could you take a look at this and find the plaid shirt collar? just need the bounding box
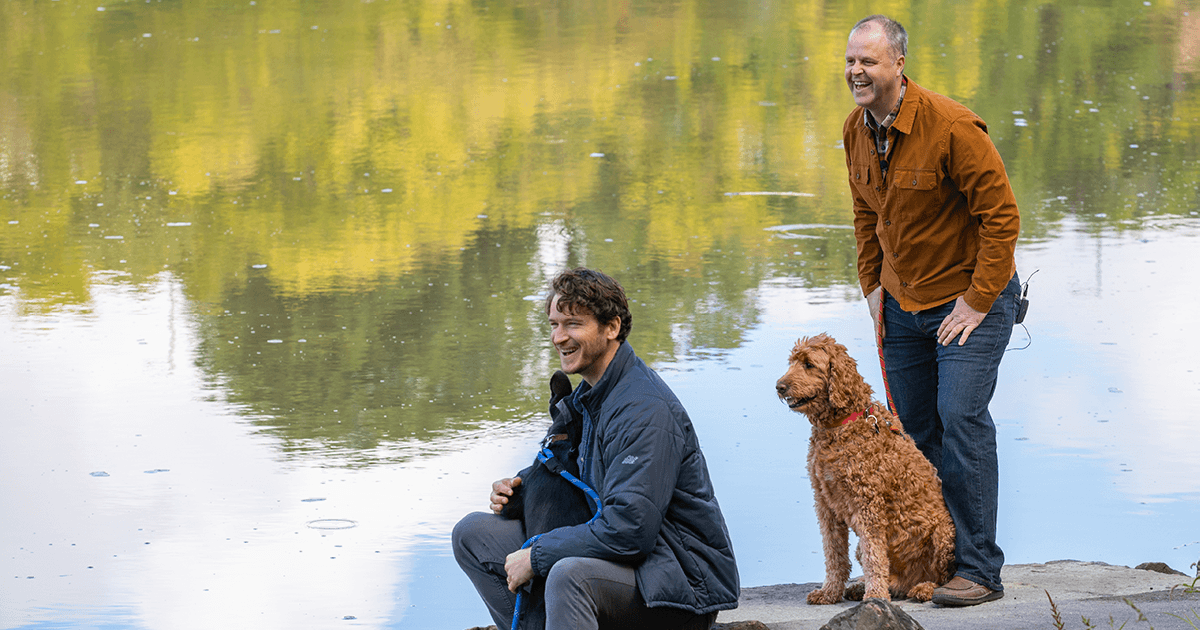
[864,75,907,133]
[864,76,907,179]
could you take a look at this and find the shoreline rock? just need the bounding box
[818,599,923,630]
[463,560,1199,630]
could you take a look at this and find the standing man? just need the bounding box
[843,15,1022,606]
[453,267,739,629]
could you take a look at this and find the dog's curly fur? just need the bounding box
[776,333,955,604]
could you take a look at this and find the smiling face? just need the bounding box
[845,21,905,122]
[549,295,621,386]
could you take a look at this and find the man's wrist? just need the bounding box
[962,289,993,314]
[528,541,543,576]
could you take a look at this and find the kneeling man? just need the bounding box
[453,267,739,630]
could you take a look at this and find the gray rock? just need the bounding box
[713,621,770,630]
[1134,562,1187,576]
[819,598,925,630]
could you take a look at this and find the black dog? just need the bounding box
[500,370,594,536]
[499,371,595,628]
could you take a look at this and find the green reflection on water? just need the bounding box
[1,0,1197,456]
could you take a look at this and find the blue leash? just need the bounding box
[510,446,602,630]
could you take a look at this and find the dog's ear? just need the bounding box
[547,370,580,435]
[549,370,573,406]
[825,341,863,410]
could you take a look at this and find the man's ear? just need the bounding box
[895,54,905,77]
[605,317,621,341]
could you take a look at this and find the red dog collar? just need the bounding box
[840,407,874,425]
[841,407,901,434]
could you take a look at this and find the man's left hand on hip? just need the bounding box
[937,296,987,346]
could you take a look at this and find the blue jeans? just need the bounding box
[880,274,1020,592]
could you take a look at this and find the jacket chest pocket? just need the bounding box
[891,168,939,191]
[850,162,873,194]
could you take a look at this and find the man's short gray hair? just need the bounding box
[851,15,908,59]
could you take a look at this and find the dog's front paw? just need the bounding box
[806,587,843,605]
[906,582,936,602]
[863,585,891,601]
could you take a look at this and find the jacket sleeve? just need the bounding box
[527,395,684,575]
[846,114,883,298]
[946,117,1020,312]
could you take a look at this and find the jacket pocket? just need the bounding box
[849,162,875,202]
[891,168,938,190]
[850,162,872,187]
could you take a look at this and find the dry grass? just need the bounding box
[1046,569,1200,630]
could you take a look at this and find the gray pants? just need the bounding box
[451,512,716,630]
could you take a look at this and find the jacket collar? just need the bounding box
[571,341,635,414]
[889,77,921,136]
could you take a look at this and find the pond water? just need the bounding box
[2,0,1199,628]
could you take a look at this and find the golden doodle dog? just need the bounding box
[775,333,955,604]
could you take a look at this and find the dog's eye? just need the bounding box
[804,361,815,370]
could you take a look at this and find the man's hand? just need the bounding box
[867,287,885,338]
[489,477,522,514]
[937,296,987,346]
[505,548,534,592]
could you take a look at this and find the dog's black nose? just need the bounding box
[775,380,786,395]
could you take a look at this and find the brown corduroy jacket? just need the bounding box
[844,79,1020,313]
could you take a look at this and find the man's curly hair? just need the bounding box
[545,268,633,343]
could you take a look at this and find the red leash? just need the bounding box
[874,295,898,417]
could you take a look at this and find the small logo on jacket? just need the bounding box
[621,455,639,465]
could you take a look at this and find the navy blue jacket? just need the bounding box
[528,342,740,614]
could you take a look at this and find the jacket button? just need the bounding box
[893,252,899,258]
[901,281,909,287]
[912,179,918,185]
[884,220,891,226]
[875,186,880,191]
[856,173,860,180]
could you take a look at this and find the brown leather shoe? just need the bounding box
[931,575,1004,606]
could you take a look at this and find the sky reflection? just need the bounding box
[0,277,536,629]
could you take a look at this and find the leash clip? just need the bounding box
[541,433,568,450]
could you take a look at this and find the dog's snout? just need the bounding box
[775,379,787,395]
